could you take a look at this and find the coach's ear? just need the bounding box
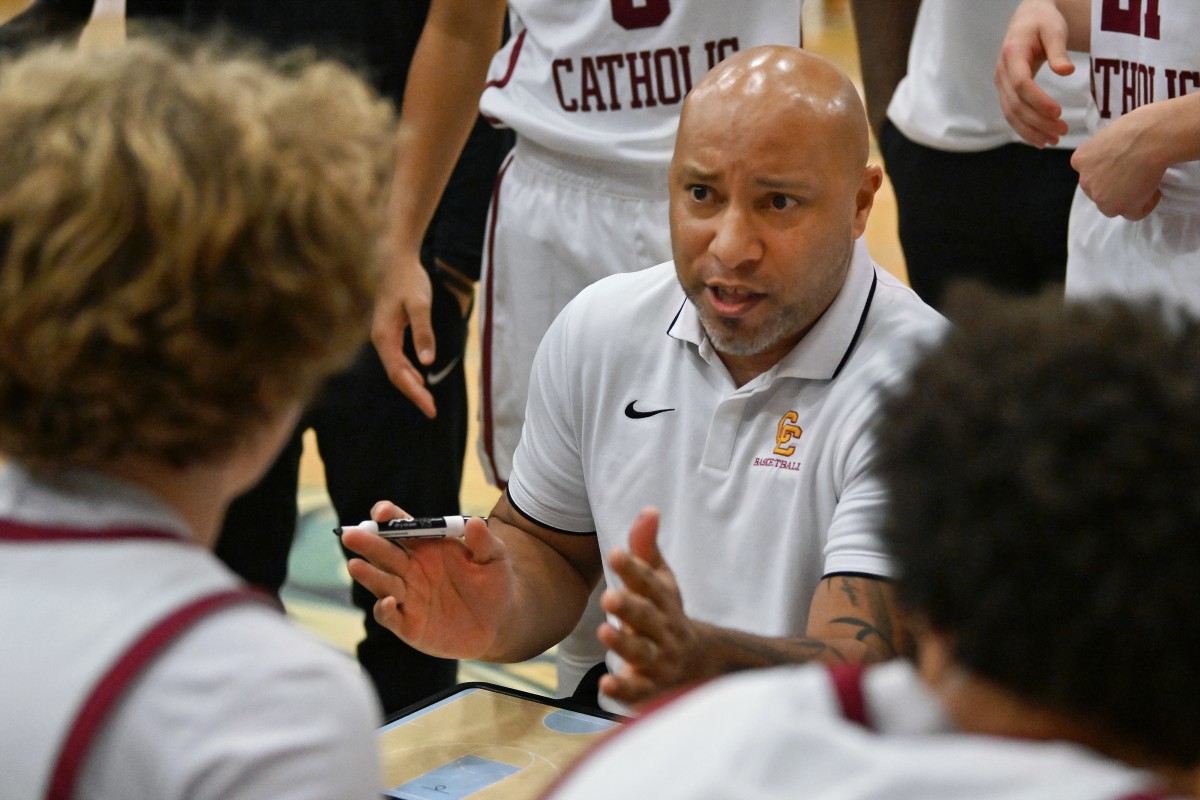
[851,163,882,240]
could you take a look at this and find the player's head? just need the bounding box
[0,37,395,471]
[670,45,880,378]
[877,289,1200,773]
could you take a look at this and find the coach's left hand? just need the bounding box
[597,509,709,707]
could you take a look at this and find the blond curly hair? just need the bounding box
[0,36,396,469]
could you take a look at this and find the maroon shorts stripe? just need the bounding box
[480,152,515,487]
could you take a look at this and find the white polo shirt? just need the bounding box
[508,244,946,682]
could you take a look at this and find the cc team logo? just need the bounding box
[773,411,803,457]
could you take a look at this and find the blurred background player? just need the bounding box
[852,0,1090,311]
[997,0,1200,314]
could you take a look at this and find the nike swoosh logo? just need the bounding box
[624,401,675,419]
[426,355,462,386]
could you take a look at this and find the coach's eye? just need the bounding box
[689,185,710,202]
[770,193,796,211]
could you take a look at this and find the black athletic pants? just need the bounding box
[881,118,1079,312]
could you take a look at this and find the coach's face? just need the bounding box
[671,47,881,385]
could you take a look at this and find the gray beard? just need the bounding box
[686,292,806,358]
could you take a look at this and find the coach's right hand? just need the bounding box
[343,501,512,659]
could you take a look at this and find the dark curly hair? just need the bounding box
[0,36,395,470]
[877,287,1200,770]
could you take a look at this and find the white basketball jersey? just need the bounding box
[1066,0,1200,311]
[479,0,804,167]
[1087,0,1200,210]
[888,0,1090,151]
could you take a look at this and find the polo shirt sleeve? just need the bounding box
[824,466,893,579]
[823,296,948,580]
[507,298,596,533]
[821,396,894,580]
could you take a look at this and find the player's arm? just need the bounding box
[1072,90,1200,220]
[849,0,921,142]
[343,490,603,663]
[373,0,506,417]
[995,0,1090,147]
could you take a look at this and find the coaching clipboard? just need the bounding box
[378,682,625,800]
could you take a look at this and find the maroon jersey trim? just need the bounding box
[44,587,274,800]
[827,661,873,730]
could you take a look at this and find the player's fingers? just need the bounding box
[1046,51,1075,77]
[383,352,438,419]
[1039,21,1074,78]
[1005,104,1065,148]
[1127,190,1163,221]
[1012,85,1066,132]
[1004,87,1067,146]
[407,302,437,367]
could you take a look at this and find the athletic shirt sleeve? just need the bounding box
[76,604,383,800]
[820,393,895,579]
[821,286,949,579]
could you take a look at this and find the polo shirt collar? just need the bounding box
[667,238,878,381]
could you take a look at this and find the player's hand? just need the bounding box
[597,509,707,708]
[342,501,512,659]
[995,0,1073,148]
[371,253,438,419]
[1071,104,1166,220]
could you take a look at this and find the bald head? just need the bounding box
[668,45,883,382]
[681,46,871,174]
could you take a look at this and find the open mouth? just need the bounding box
[708,285,765,317]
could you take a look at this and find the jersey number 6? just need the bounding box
[611,0,671,30]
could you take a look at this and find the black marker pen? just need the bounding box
[332,515,486,540]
